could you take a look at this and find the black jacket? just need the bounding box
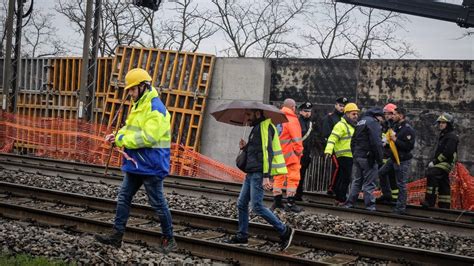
[244,118,274,177]
[392,120,416,162]
[321,110,343,144]
[351,108,384,166]
[433,127,458,165]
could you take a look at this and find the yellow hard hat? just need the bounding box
[344,103,360,113]
[124,68,152,90]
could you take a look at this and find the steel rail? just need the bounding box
[0,203,316,265]
[1,182,473,265]
[1,153,473,233]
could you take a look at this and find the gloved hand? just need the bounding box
[428,161,434,168]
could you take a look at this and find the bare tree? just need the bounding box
[303,1,415,59]
[209,0,309,58]
[56,0,148,56]
[302,0,355,59]
[343,7,416,59]
[22,9,66,57]
[0,0,8,56]
[137,0,216,52]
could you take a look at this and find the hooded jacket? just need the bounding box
[351,108,384,166]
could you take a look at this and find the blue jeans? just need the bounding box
[345,158,378,211]
[393,160,411,211]
[237,172,286,238]
[113,172,173,238]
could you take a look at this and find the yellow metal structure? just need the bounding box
[101,46,215,151]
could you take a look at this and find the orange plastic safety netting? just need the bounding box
[0,112,245,183]
[406,163,474,211]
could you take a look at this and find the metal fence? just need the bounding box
[304,155,334,192]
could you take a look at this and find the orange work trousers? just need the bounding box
[273,163,301,195]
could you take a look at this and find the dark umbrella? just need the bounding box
[211,100,288,126]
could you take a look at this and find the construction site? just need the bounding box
[0,0,473,265]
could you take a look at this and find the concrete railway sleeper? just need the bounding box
[0,153,473,232]
[0,182,473,265]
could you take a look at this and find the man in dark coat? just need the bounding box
[295,101,314,201]
[344,107,384,211]
[379,107,416,215]
[321,96,349,194]
[422,113,459,209]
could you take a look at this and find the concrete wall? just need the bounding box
[270,59,473,174]
[200,58,271,167]
[199,58,473,176]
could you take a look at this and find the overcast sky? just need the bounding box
[41,0,473,60]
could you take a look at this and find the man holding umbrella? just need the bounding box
[211,101,295,250]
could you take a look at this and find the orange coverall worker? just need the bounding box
[273,106,304,196]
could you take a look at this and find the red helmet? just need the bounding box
[383,103,397,113]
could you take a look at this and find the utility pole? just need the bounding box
[2,0,15,111]
[11,0,25,113]
[78,0,102,122]
[78,0,94,120]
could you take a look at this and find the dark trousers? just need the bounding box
[334,157,353,202]
[424,167,451,209]
[379,159,399,201]
[295,155,311,199]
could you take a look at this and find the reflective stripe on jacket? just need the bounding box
[324,117,354,158]
[115,87,171,177]
[261,119,288,176]
[279,107,304,165]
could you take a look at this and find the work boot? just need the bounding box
[271,195,285,211]
[279,225,295,251]
[160,237,178,254]
[376,196,392,204]
[285,197,302,213]
[224,235,248,246]
[95,230,123,248]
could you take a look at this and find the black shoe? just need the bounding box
[271,195,285,211]
[224,235,248,246]
[285,197,303,213]
[160,237,178,254]
[421,201,432,209]
[280,226,295,251]
[284,203,302,213]
[95,230,123,248]
[326,190,334,196]
[376,196,391,204]
[392,208,406,215]
[293,196,303,202]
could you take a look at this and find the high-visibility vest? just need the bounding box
[261,119,288,176]
[324,117,354,158]
[278,107,303,165]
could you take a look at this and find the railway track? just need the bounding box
[1,152,473,236]
[1,182,473,265]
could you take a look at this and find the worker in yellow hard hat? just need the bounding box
[324,102,359,206]
[95,68,177,253]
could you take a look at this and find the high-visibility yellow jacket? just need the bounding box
[261,119,288,176]
[115,87,171,177]
[324,117,354,158]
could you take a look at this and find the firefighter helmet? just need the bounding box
[436,113,454,124]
